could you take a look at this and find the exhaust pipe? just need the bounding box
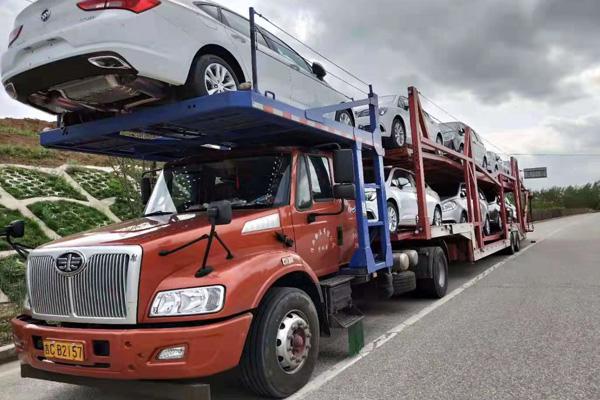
[88,55,131,70]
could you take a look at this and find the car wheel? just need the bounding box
[389,118,406,148]
[436,134,444,146]
[335,109,354,127]
[483,216,491,236]
[387,201,399,233]
[482,157,488,171]
[182,54,239,98]
[240,287,319,398]
[459,144,464,154]
[432,206,442,226]
[460,211,468,223]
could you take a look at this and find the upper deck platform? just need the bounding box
[40,91,383,161]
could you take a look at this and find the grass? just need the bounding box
[0,124,38,137]
[0,256,26,305]
[110,197,142,220]
[28,201,110,237]
[0,206,50,251]
[0,166,85,200]
[0,303,20,346]
[67,167,125,199]
[0,144,55,160]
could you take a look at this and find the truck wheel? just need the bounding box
[505,232,516,255]
[417,247,448,298]
[392,271,417,296]
[514,232,521,252]
[240,287,319,398]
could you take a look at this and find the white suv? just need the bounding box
[2,0,354,125]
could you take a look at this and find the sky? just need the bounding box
[1,0,600,189]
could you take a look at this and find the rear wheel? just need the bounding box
[240,287,319,398]
[387,201,399,233]
[388,118,406,148]
[514,232,522,252]
[417,247,448,298]
[505,231,517,255]
[335,110,354,127]
[392,271,417,296]
[436,134,444,145]
[483,216,491,236]
[482,157,488,171]
[459,144,464,154]
[182,54,239,99]
[432,206,442,226]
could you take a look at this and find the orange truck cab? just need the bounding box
[11,147,383,398]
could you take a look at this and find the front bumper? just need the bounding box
[11,313,252,380]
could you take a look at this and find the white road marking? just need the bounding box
[290,223,575,400]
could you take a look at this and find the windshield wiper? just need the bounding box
[144,211,174,217]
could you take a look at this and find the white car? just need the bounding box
[437,121,489,169]
[2,0,354,126]
[438,183,492,235]
[354,94,441,149]
[364,167,442,233]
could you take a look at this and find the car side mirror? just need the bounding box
[2,220,25,238]
[207,200,232,226]
[141,176,153,205]
[312,62,326,80]
[391,178,400,187]
[460,189,467,198]
[333,149,355,184]
[333,183,356,200]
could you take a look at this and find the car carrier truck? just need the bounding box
[3,10,532,400]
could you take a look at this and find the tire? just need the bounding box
[181,54,240,99]
[482,157,488,171]
[504,232,516,255]
[387,201,399,234]
[514,232,521,252]
[388,118,406,148]
[460,211,468,223]
[240,287,319,398]
[459,144,464,154]
[432,206,442,226]
[483,216,491,236]
[436,134,444,145]
[392,271,417,296]
[417,247,448,298]
[335,109,354,127]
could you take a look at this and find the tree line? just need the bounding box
[532,182,600,210]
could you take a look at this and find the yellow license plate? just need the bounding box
[43,340,85,362]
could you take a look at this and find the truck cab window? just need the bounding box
[308,156,333,200]
[296,156,312,210]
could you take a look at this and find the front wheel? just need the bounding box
[388,118,406,148]
[182,54,239,99]
[240,287,319,398]
[432,206,442,226]
[335,109,354,127]
[417,246,448,298]
[387,201,399,233]
[483,216,491,236]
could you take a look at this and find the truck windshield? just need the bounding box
[144,155,291,215]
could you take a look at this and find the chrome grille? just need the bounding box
[29,256,70,316]
[27,246,141,324]
[72,254,129,319]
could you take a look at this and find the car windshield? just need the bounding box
[436,183,463,198]
[144,155,291,215]
[363,167,393,183]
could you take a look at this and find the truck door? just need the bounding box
[291,154,346,277]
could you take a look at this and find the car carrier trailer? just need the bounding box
[3,10,534,400]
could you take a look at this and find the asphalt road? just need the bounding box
[0,213,597,400]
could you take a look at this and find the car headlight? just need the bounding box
[442,201,457,212]
[365,191,377,201]
[150,285,225,317]
[379,107,388,116]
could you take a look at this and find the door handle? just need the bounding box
[231,34,246,43]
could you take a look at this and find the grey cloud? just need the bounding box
[547,116,600,152]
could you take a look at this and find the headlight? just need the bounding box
[442,201,457,212]
[379,107,388,116]
[365,191,377,201]
[150,285,225,317]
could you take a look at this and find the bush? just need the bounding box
[28,201,110,237]
[0,206,50,251]
[0,256,27,304]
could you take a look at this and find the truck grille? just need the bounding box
[27,247,141,324]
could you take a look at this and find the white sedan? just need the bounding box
[365,167,442,233]
[354,94,441,149]
[2,0,354,126]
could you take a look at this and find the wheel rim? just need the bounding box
[388,205,398,232]
[437,256,446,288]
[437,135,443,144]
[276,311,312,374]
[393,121,405,145]
[338,112,353,126]
[204,63,237,95]
[434,209,442,226]
[485,218,490,235]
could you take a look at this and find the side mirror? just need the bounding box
[207,200,232,226]
[3,220,25,238]
[391,178,400,187]
[333,183,356,200]
[312,62,326,80]
[141,177,153,205]
[333,149,355,184]
[460,189,467,198]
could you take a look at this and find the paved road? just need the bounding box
[0,214,597,400]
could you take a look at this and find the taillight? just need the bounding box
[8,25,23,48]
[77,0,161,13]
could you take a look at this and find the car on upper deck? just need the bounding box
[2,0,354,126]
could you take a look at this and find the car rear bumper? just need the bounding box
[11,313,252,380]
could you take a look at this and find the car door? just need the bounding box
[217,8,294,106]
[291,154,346,277]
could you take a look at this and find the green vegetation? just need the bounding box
[1,303,20,346]
[0,124,38,137]
[28,201,110,237]
[68,167,125,199]
[0,144,55,160]
[0,256,26,305]
[0,206,50,251]
[532,183,600,210]
[0,166,85,200]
